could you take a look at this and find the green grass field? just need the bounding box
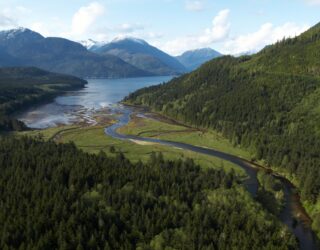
[118,114,252,160]
[18,120,246,176]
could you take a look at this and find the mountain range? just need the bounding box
[0,28,223,78]
[89,37,187,76]
[0,28,150,78]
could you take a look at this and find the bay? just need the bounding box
[17,76,172,129]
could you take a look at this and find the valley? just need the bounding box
[0,2,319,248]
[13,75,319,248]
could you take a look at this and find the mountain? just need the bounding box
[176,48,222,70]
[0,28,152,78]
[124,22,320,236]
[0,47,20,66]
[92,37,187,76]
[79,39,106,50]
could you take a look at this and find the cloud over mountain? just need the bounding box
[71,2,105,37]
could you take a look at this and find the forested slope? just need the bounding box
[0,67,86,131]
[0,136,298,249]
[124,23,320,233]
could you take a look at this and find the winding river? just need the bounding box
[105,106,319,250]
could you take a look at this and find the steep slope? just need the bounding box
[242,22,320,76]
[0,28,151,78]
[92,37,186,75]
[176,48,222,70]
[124,22,320,236]
[0,47,20,66]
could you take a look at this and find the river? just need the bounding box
[17,76,319,249]
[104,106,319,250]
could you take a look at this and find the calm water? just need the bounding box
[18,76,172,128]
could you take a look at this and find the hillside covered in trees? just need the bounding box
[124,23,320,233]
[0,67,86,131]
[0,136,298,249]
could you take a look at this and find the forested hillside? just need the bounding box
[0,67,86,131]
[0,136,298,249]
[124,23,320,233]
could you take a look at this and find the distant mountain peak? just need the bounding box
[92,36,186,75]
[111,36,148,45]
[0,27,43,40]
[177,47,222,71]
[79,39,106,49]
[180,47,221,56]
[189,47,213,52]
[1,27,34,35]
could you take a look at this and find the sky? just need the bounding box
[0,0,319,56]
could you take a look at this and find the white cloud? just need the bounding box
[160,8,310,56]
[118,23,144,33]
[146,32,164,39]
[304,0,320,5]
[223,22,309,55]
[199,9,230,43]
[30,22,49,36]
[71,2,105,37]
[160,9,230,55]
[0,14,16,29]
[185,1,205,12]
[0,6,30,30]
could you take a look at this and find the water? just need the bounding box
[17,76,172,128]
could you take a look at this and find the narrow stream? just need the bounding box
[105,106,319,250]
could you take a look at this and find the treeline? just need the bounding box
[0,67,86,131]
[124,23,320,235]
[0,136,298,249]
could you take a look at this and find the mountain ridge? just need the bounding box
[92,37,187,76]
[0,28,152,78]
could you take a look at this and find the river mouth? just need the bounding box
[16,76,173,129]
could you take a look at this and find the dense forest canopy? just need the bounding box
[0,136,298,249]
[124,23,320,223]
[0,67,86,131]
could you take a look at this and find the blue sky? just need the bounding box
[0,0,319,55]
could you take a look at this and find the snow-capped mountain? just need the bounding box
[92,37,186,75]
[79,39,106,50]
[110,36,148,46]
[0,28,151,78]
